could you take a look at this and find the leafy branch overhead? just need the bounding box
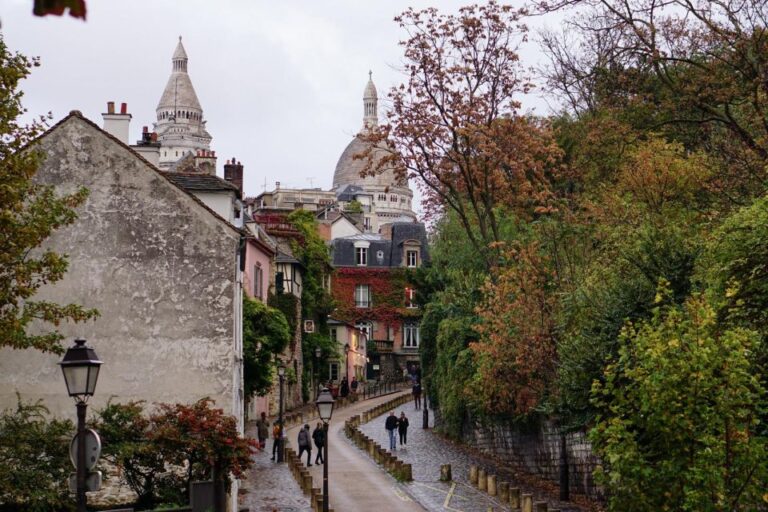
[0,37,98,354]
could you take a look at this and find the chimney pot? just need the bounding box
[107,101,115,114]
[142,126,148,133]
[120,103,127,114]
[150,132,158,142]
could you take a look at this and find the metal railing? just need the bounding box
[359,380,408,401]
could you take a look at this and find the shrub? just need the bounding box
[0,397,74,512]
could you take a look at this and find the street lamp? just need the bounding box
[314,347,322,398]
[277,363,286,463]
[59,338,102,512]
[344,343,350,383]
[315,388,335,512]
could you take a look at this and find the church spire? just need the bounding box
[172,36,188,73]
[363,70,378,130]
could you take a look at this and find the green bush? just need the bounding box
[0,397,74,512]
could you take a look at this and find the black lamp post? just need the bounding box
[344,343,350,383]
[314,347,322,398]
[315,388,335,512]
[277,363,286,463]
[59,338,102,512]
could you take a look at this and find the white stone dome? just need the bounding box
[333,136,400,189]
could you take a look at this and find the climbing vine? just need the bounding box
[332,267,419,331]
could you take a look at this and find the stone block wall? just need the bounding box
[437,411,602,499]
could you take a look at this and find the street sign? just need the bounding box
[69,428,102,471]
[68,471,102,492]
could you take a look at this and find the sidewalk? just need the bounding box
[240,385,409,512]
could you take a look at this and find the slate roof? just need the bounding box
[330,221,429,268]
[162,172,241,198]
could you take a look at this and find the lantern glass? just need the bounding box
[315,347,321,358]
[315,387,335,422]
[278,365,285,377]
[59,338,102,398]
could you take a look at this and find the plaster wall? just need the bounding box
[330,217,360,240]
[244,241,272,302]
[0,116,242,422]
[194,190,234,224]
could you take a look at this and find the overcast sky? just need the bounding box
[2,1,559,211]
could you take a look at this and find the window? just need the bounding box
[364,217,372,231]
[329,328,337,341]
[330,362,339,381]
[356,247,368,266]
[404,323,420,348]
[406,250,418,268]
[405,287,417,308]
[253,263,263,300]
[355,322,373,340]
[355,284,371,308]
[390,195,397,202]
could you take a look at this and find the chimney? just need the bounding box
[276,181,281,190]
[102,100,131,145]
[223,156,244,195]
[131,125,161,168]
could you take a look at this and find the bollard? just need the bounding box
[478,468,487,491]
[440,463,452,481]
[509,487,521,509]
[521,493,533,512]
[499,481,510,503]
[402,463,413,481]
[533,502,547,512]
[487,474,497,496]
[470,464,479,485]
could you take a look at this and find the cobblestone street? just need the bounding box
[358,400,586,512]
[241,422,313,512]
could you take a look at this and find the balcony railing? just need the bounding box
[372,339,394,353]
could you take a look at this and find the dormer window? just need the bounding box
[356,247,368,266]
[406,250,418,268]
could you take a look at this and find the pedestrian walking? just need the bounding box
[340,377,349,398]
[385,411,398,451]
[255,412,270,451]
[350,376,359,395]
[271,421,283,461]
[298,424,313,467]
[312,421,325,464]
[412,380,422,410]
[398,411,409,446]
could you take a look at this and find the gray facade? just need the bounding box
[0,113,243,423]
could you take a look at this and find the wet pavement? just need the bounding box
[358,401,586,512]
[241,391,590,512]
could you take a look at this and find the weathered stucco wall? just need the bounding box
[0,115,242,421]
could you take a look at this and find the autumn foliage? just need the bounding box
[361,2,562,265]
[470,242,557,417]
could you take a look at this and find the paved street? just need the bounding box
[243,391,587,511]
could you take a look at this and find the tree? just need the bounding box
[470,241,557,418]
[540,0,768,198]
[0,37,97,354]
[362,2,562,267]
[591,289,768,511]
[243,294,291,397]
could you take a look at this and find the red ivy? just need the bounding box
[331,267,420,331]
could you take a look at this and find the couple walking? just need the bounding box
[384,411,409,451]
[297,423,326,467]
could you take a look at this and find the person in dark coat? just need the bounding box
[385,411,398,451]
[412,380,422,409]
[340,377,349,398]
[312,422,325,464]
[297,424,312,467]
[398,411,409,446]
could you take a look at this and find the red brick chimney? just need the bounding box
[223,157,244,195]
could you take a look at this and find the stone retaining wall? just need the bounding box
[453,414,601,499]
